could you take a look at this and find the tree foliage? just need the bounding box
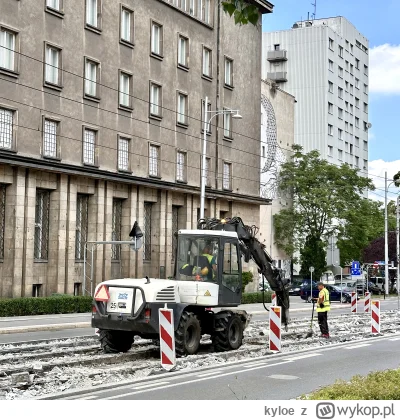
[222,0,260,26]
[363,231,398,267]
[274,145,374,275]
[299,235,326,280]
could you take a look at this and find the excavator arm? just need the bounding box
[198,217,291,328]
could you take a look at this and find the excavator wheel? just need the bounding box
[99,329,135,353]
[213,311,243,352]
[175,311,201,356]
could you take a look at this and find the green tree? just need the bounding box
[274,145,374,277]
[222,0,260,26]
[299,235,326,280]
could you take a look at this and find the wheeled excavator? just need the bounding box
[91,217,291,355]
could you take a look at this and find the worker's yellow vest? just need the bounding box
[202,254,215,278]
[316,288,330,312]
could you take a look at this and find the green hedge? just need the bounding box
[0,296,93,317]
[241,291,272,304]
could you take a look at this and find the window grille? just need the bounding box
[0,108,12,149]
[118,137,129,171]
[149,145,159,176]
[0,184,6,259]
[75,194,89,260]
[83,129,95,164]
[34,190,50,260]
[112,198,123,260]
[43,119,57,157]
[143,203,152,260]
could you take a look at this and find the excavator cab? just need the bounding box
[175,230,242,306]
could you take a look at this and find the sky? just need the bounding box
[262,0,400,203]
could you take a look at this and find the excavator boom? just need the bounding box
[198,217,291,327]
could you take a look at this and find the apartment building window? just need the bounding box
[43,119,58,158]
[338,149,343,161]
[328,124,333,136]
[178,35,189,68]
[151,21,163,57]
[223,110,232,139]
[350,123,353,134]
[112,198,123,260]
[204,0,211,24]
[355,58,360,69]
[338,87,343,99]
[0,107,13,150]
[46,0,62,12]
[149,144,160,177]
[143,202,152,261]
[0,27,17,73]
[120,6,134,45]
[338,128,343,140]
[345,81,349,91]
[350,104,353,114]
[350,64,354,75]
[364,102,368,113]
[345,60,349,71]
[345,40,349,51]
[84,58,99,99]
[350,144,353,155]
[119,71,132,109]
[345,101,349,111]
[75,194,89,260]
[328,145,333,156]
[223,162,232,190]
[328,81,333,93]
[176,151,186,182]
[201,99,212,133]
[224,57,233,87]
[363,159,368,170]
[363,121,369,132]
[86,0,101,30]
[328,59,333,72]
[338,66,343,78]
[339,46,343,58]
[328,102,333,114]
[350,44,353,54]
[202,47,212,79]
[355,78,359,89]
[118,136,129,171]
[364,64,368,75]
[172,206,179,262]
[355,117,359,128]
[32,284,42,297]
[345,122,349,132]
[355,97,360,108]
[150,83,162,117]
[338,107,343,119]
[0,184,5,260]
[83,128,96,165]
[177,92,188,126]
[355,136,359,147]
[34,190,50,260]
[364,84,368,94]
[363,140,367,150]
[350,84,353,95]
[44,44,62,87]
[355,156,359,167]
[329,38,334,50]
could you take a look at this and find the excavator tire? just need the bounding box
[213,311,243,352]
[99,329,135,353]
[175,311,201,356]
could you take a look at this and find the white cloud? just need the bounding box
[370,44,400,94]
[368,159,400,202]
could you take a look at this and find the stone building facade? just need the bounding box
[0,0,273,297]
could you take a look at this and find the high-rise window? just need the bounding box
[328,102,333,114]
[0,28,16,72]
[43,119,58,158]
[338,108,343,119]
[355,117,359,128]
[364,84,368,94]
[223,162,231,190]
[112,198,123,260]
[338,129,343,140]
[0,107,13,150]
[121,7,133,44]
[83,128,96,165]
[118,137,129,171]
[176,151,186,182]
[224,57,233,87]
[355,58,360,69]
[339,46,343,58]
[151,22,163,56]
[119,71,132,108]
[338,66,343,78]
[364,65,368,75]
[143,202,152,261]
[177,92,188,125]
[149,144,160,177]
[86,0,100,28]
[178,35,189,68]
[0,184,6,260]
[329,38,334,50]
[84,59,98,98]
[223,110,232,139]
[202,47,212,78]
[338,87,343,99]
[34,190,50,260]
[364,102,368,113]
[355,78,359,89]
[328,59,333,72]
[45,44,61,86]
[75,194,89,260]
[338,149,343,160]
[328,145,333,156]
[46,0,61,11]
[328,81,333,93]
[150,83,162,117]
[328,124,333,136]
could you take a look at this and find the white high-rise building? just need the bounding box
[263,17,370,172]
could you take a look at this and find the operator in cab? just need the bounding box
[199,244,217,280]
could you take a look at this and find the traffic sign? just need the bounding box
[94,285,110,302]
[351,261,361,276]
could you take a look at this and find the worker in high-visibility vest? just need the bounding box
[312,282,330,338]
[199,245,217,280]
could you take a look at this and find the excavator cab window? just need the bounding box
[222,242,240,293]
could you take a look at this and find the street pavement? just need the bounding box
[42,333,400,400]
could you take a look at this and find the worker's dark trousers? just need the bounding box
[317,311,329,335]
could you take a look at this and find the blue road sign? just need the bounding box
[351,261,361,276]
[351,269,361,276]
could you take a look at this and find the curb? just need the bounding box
[0,322,91,335]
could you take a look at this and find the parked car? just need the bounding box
[300,284,360,303]
[288,281,306,296]
[334,281,356,291]
[333,274,352,282]
[356,281,381,295]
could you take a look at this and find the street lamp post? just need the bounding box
[397,195,400,310]
[385,171,389,295]
[200,96,242,219]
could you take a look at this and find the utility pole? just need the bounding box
[397,195,399,310]
[385,171,389,294]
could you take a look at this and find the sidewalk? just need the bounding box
[0,296,396,335]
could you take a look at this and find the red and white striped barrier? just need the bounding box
[271,293,277,306]
[351,292,357,313]
[364,292,371,313]
[159,306,176,371]
[371,300,380,334]
[269,306,281,353]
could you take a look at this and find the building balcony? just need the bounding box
[267,71,288,82]
[267,50,288,62]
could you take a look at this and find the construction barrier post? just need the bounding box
[351,292,357,313]
[271,293,277,306]
[371,300,380,334]
[159,305,176,371]
[269,306,281,353]
[364,292,371,313]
